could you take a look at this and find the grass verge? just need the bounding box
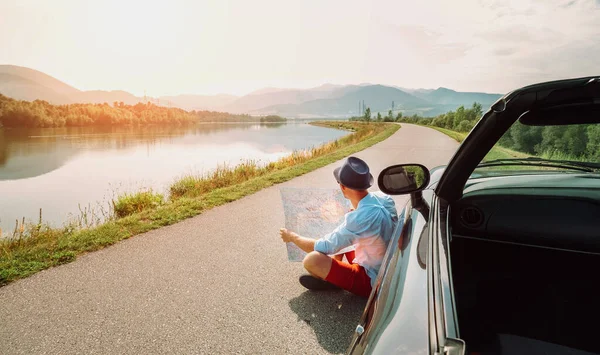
[0,122,399,286]
[428,126,529,160]
[112,190,164,218]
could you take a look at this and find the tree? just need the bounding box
[384,110,393,122]
[431,116,446,128]
[395,112,403,121]
[453,106,466,129]
[376,112,382,121]
[444,111,455,129]
[364,107,371,122]
[471,102,483,120]
[586,125,600,160]
[509,123,543,154]
[456,120,475,132]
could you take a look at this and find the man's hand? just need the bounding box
[280,228,316,253]
[279,228,297,243]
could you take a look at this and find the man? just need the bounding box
[280,156,398,298]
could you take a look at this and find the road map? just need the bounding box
[280,187,353,262]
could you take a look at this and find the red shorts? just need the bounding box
[325,251,373,298]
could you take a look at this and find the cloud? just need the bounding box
[493,47,519,56]
[382,23,472,64]
[0,0,597,94]
[369,0,600,92]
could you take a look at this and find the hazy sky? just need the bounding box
[1,0,598,96]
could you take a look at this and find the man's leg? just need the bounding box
[302,251,333,279]
[302,251,372,298]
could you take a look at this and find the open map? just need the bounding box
[280,187,353,262]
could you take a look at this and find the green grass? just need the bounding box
[428,126,529,161]
[430,126,600,175]
[429,126,467,143]
[0,122,399,286]
[169,121,380,199]
[112,190,164,218]
[540,150,587,162]
[483,146,530,161]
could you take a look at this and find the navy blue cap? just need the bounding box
[333,156,373,190]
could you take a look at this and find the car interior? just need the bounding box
[448,174,600,355]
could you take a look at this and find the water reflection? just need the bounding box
[0,122,347,231]
[0,123,291,180]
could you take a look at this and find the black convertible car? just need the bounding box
[348,77,600,355]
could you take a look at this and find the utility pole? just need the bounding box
[392,101,395,111]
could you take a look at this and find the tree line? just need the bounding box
[0,94,285,128]
[349,107,405,122]
[393,102,484,132]
[499,123,600,161]
[259,115,287,123]
[356,101,599,161]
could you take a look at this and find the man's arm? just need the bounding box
[280,228,315,253]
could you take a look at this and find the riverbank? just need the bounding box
[0,121,399,286]
[0,94,288,128]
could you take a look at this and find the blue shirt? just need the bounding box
[314,191,398,286]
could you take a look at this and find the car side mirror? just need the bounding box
[378,164,430,195]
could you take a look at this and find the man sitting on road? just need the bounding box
[280,156,398,298]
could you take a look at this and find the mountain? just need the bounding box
[0,65,503,118]
[0,65,237,110]
[246,84,342,97]
[308,83,345,92]
[246,87,294,96]
[76,90,140,105]
[248,84,503,117]
[157,94,238,111]
[0,65,141,105]
[0,65,79,103]
[397,87,435,95]
[412,87,501,107]
[221,84,364,114]
[252,85,431,117]
[223,89,325,113]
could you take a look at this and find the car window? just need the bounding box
[473,121,600,175]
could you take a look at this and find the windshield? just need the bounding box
[474,121,600,175]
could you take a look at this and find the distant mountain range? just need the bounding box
[0,65,502,118]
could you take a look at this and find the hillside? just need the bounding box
[251,85,432,116]
[413,87,501,106]
[76,90,140,105]
[0,65,79,103]
[0,65,503,118]
[158,94,238,111]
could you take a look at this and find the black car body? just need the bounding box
[348,77,600,355]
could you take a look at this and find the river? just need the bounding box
[0,121,348,233]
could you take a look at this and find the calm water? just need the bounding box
[0,122,348,232]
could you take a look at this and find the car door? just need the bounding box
[347,191,433,354]
[428,195,464,355]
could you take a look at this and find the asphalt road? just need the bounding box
[0,124,459,355]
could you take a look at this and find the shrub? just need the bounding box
[456,120,475,132]
[112,190,164,218]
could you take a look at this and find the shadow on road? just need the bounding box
[289,290,367,354]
